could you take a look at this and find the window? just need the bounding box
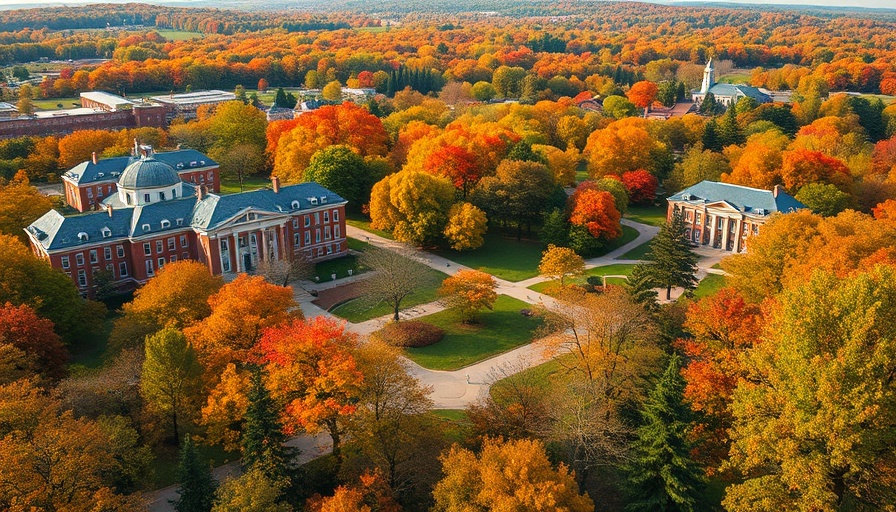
[161,219,170,228]
[106,263,114,277]
[76,253,84,266]
[315,229,321,243]
[292,218,299,228]
[77,232,89,242]
[327,244,333,255]
[144,193,150,203]
[61,256,70,269]
[291,200,300,210]
[126,193,133,205]
[143,243,151,256]
[325,226,331,240]
[304,232,311,246]
[170,255,177,263]
[294,233,300,246]
[104,247,111,260]
[156,241,163,253]
[324,211,329,223]
[180,235,187,248]
[117,245,124,258]
[207,172,213,180]
[77,270,87,288]
[142,224,150,232]
[158,257,165,269]
[86,188,93,198]
[333,210,339,222]
[182,252,189,260]
[119,262,128,277]
[334,225,341,238]
[145,260,154,276]
[172,189,177,199]
[314,212,320,224]
[159,192,166,201]
[304,215,311,227]
[317,248,324,257]
[168,238,175,251]
[176,218,183,226]
[101,227,111,238]
[696,213,702,225]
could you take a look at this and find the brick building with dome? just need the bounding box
[26,146,348,297]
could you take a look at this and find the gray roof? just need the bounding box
[668,180,805,216]
[119,157,181,189]
[708,83,770,103]
[62,149,217,186]
[27,182,346,253]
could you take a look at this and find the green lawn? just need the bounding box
[600,224,640,255]
[32,96,81,110]
[330,266,446,323]
[528,263,637,293]
[404,295,543,371]
[218,175,270,194]
[433,232,545,282]
[313,254,366,282]
[156,29,205,41]
[619,240,652,260]
[490,353,576,397]
[692,273,727,298]
[345,213,394,240]
[625,204,668,227]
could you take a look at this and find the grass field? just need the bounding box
[625,204,668,227]
[404,295,543,371]
[600,224,640,255]
[156,29,205,41]
[692,273,726,298]
[313,253,366,281]
[218,175,270,194]
[619,240,652,260]
[528,263,637,293]
[345,214,394,240]
[330,266,446,323]
[434,232,545,282]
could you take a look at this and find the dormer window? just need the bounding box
[309,197,318,205]
[142,224,150,232]
[77,232,89,242]
[320,196,327,204]
[159,191,166,201]
[291,200,300,209]
[176,218,184,226]
[161,219,171,229]
[101,227,111,238]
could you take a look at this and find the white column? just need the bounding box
[232,233,241,273]
[721,217,731,251]
[708,215,717,247]
[731,219,741,253]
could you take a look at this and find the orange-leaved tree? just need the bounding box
[569,188,622,240]
[0,302,68,381]
[626,80,659,109]
[438,270,498,323]
[258,317,362,461]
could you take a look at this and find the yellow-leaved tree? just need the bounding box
[538,244,585,286]
[438,269,498,323]
[443,202,487,251]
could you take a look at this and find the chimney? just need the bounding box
[91,152,98,165]
[272,176,281,194]
[773,185,781,198]
[107,205,113,217]
[197,184,207,201]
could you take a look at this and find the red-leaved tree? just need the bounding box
[621,169,659,204]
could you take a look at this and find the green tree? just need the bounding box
[626,263,659,310]
[472,160,555,240]
[322,80,342,102]
[471,81,496,101]
[539,208,570,247]
[212,468,291,512]
[234,85,247,103]
[794,183,853,217]
[303,145,372,211]
[717,105,744,147]
[624,355,705,512]
[644,212,698,300]
[241,367,295,487]
[16,85,34,117]
[603,95,639,119]
[174,436,217,512]
[699,92,720,116]
[141,328,203,444]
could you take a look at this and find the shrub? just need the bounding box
[371,320,444,348]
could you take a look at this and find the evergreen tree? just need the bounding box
[701,119,721,152]
[624,355,705,512]
[241,366,296,486]
[699,92,719,116]
[644,211,698,300]
[675,82,687,102]
[173,437,217,512]
[626,263,659,310]
[540,208,570,247]
[507,141,547,164]
[273,87,287,108]
[717,105,744,147]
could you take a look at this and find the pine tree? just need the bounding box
[173,437,216,512]
[645,211,698,300]
[701,119,721,152]
[241,366,296,486]
[624,355,705,512]
[717,105,744,147]
[273,87,287,108]
[626,263,659,310]
[699,92,719,116]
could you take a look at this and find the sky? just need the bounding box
[1,0,894,11]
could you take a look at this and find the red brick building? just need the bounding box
[27,151,347,297]
[62,148,220,212]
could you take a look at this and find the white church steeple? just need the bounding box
[700,58,715,94]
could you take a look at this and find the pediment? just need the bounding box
[215,208,287,229]
[703,200,741,213]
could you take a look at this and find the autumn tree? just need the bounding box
[443,202,487,251]
[0,174,52,242]
[212,468,291,512]
[569,187,623,241]
[627,80,659,110]
[471,159,556,240]
[57,129,118,168]
[643,212,699,300]
[218,144,265,193]
[0,302,68,380]
[111,260,223,348]
[358,245,433,322]
[432,438,594,512]
[780,149,851,193]
[465,360,551,442]
[724,267,896,510]
[142,327,203,444]
[665,144,730,192]
[538,244,585,286]
[259,317,362,461]
[621,169,659,205]
[369,170,454,246]
[306,471,401,512]
[438,270,498,323]
[795,183,853,217]
[322,81,343,102]
[0,234,102,344]
[175,436,217,512]
[422,144,480,198]
[585,118,669,177]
